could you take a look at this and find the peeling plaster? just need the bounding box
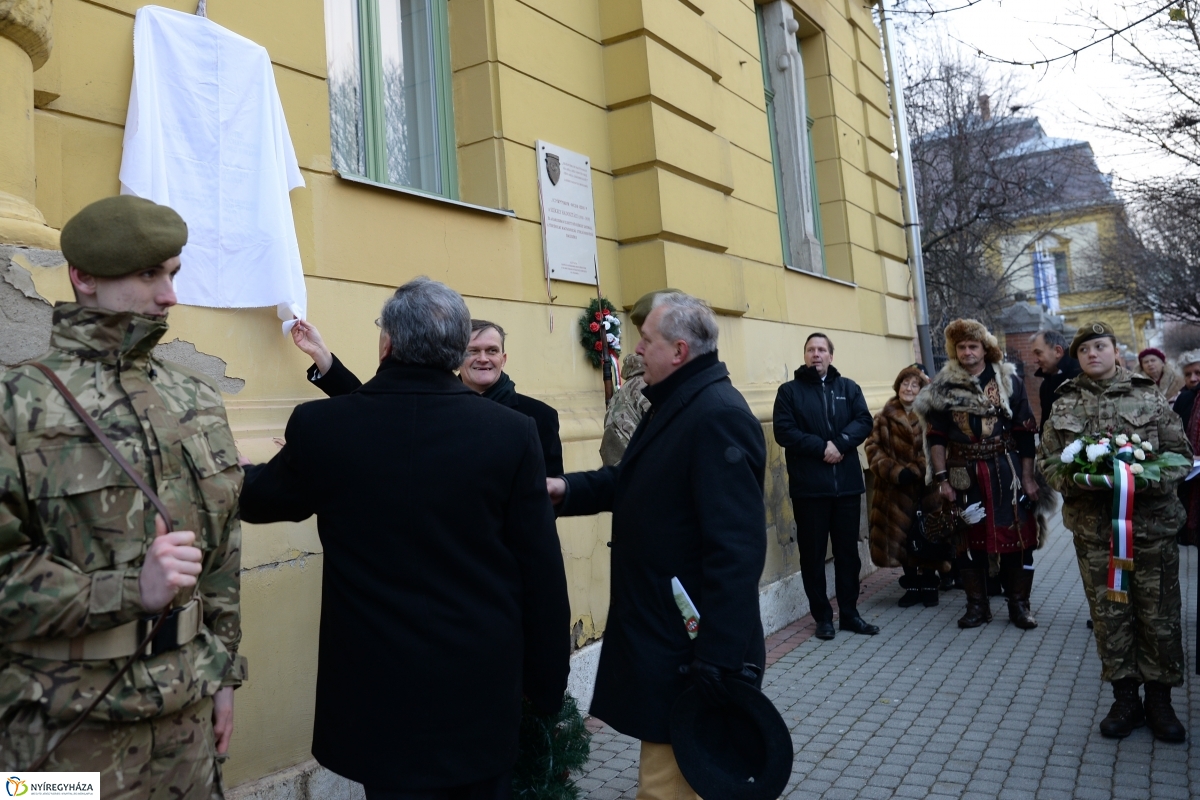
[154,338,246,394]
[0,249,56,367]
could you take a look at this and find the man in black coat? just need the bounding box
[1030,329,1081,434]
[240,278,570,800]
[548,292,766,800]
[289,318,564,475]
[773,332,877,640]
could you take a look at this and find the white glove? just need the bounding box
[960,502,987,525]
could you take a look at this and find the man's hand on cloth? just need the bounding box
[823,441,843,464]
[546,477,567,506]
[291,320,333,375]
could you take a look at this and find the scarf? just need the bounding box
[481,371,519,408]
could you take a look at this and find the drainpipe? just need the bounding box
[877,0,935,371]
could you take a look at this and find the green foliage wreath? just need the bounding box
[578,298,621,368]
[511,694,593,800]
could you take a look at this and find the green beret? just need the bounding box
[60,196,187,277]
[1069,321,1117,358]
[630,288,683,329]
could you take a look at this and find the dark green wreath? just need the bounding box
[578,297,621,368]
[511,694,593,800]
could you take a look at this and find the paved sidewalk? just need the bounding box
[576,515,1199,799]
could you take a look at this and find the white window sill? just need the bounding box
[334,171,516,218]
[784,264,857,288]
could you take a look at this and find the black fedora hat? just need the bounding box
[669,680,794,800]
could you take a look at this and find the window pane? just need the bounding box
[1054,251,1070,292]
[325,0,366,176]
[378,0,441,193]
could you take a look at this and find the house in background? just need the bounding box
[0,1,913,794]
[991,118,1153,352]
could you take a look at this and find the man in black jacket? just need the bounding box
[1030,329,1081,434]
[773,332,877,640]
[241,278,570,800]
[289,318,564,475]
[547,292,766,800]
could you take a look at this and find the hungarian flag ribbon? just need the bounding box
[1107,443,1136,603]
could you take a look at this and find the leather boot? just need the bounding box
[1099,678,1145,738]
[921,571,940,607]
[1004,565,1038,629]
[1143,682,1187,742]
[897,573,922,608]
[957,569,992,628]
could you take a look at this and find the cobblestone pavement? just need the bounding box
[576,514,1199,799]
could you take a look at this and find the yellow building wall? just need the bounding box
[12,0,914,787]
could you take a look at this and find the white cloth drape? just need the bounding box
[120,5,306,326]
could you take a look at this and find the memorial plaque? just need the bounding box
[536,140,598,286]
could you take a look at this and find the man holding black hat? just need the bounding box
[1039,321,1191,742]
[0,196,247,797]
[548,292,767,800]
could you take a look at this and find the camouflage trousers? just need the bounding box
[1072,525,1185,686]
[0,698,223,799]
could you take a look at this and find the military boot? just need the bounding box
[957,569,992,628]
[897,573,922,608]
[1004,564,1037,629]
[1143,682,1186,742]
[1099,678,1145,738]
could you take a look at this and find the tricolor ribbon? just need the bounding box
[1107,443,1136,603]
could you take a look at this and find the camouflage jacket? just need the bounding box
[600,354,651,467]
[0,304,246,723]
[1038,368,1192,539]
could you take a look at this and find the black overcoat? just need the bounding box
[306,355,564,475]
[772,364,872,498]
[241,361,570,790]
[559,353,767,743]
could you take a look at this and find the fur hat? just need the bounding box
[943,319,1003,364]
[893,364,930,394]
[1177,350,1200,370]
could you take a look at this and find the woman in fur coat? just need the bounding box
[866,366,947,607]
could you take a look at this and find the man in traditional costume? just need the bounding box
[915,319,1053,630]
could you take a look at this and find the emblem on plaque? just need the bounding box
[545,152,561,186]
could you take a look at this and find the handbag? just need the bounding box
[906,506,955,562]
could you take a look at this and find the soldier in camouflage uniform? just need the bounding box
[0,196,247,795]
[600,353,650,466]
[1039,321,1190,742]
[598,289,679,467]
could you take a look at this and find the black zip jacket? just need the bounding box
[772,364,872,498]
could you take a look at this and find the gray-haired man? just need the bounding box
[1030,328,1080,434]
[548,292,767,800]
[240,277,570,800]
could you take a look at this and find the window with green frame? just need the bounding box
[324,0,458,198]
[756,4,825,272]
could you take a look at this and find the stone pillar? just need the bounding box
[0,0,57,249]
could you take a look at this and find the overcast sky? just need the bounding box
[887,0,1177,187]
